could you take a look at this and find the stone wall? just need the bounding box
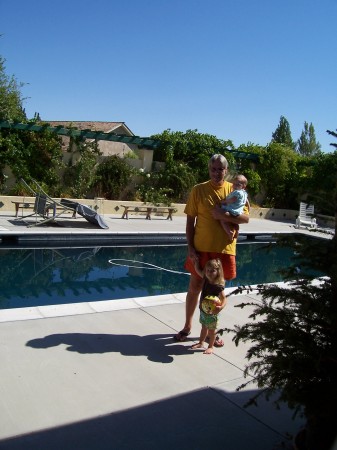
[0,196,334,228]
[0,196,186,218]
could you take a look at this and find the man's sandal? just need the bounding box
[174,330,191,342]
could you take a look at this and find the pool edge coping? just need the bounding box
[0,283,290,323]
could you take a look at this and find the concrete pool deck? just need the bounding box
[0,209,307,242]
[0,212,333,449]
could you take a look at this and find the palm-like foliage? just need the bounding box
[222,233,337,449]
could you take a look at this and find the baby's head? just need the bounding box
[204,258,225,285]
[232,174,248,190]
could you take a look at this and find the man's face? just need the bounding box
[209,160,227,186]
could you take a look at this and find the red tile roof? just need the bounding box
[47,121,133,135]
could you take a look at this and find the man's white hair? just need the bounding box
[208,154,228,169]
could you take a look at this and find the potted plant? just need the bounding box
[220,228,337,450]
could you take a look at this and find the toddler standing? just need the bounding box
[190,258,226,354]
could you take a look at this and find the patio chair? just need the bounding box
[60,198,109,229]
[295,202,317,229]
[17,180,76,227]
[19,179,109,229]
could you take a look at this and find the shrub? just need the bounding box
[93,155,135,200]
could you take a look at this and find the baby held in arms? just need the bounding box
[220,174,250,241]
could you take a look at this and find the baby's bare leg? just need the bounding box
[220,212,236,240]
[232,223,240,239]
[220,220,234,237]
[221,222,236,242]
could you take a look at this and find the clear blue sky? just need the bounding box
[1,0,336,152]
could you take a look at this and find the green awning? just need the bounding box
[226,150,259,162]
[0,121,161,149]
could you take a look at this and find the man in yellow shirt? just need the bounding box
[175,154,250,345]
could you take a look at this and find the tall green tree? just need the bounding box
[258,143,299,208]
[235,143,264,199]
[3,125,64,194]
[62,136,101,198]
[327,128,337,150]
[311,151,337,218]
[297,121,321,156]
[0,55,65,194]
[298,130,337,220]
[271,116,295,150]
[151,129,235,183]
[0,56,26,122]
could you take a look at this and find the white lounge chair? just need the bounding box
[295,202,317,229]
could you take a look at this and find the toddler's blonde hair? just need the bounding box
[204,258,225,285]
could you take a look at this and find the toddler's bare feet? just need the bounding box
[190,342,204,350]
[204,347,214,354]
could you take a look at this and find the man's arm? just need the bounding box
[192,258,203,278]
[211,205,249,224]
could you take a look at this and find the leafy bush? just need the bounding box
[135,171,172,206]
[221,233,337,449]
[93,155,135,200]
[151,129,235,184]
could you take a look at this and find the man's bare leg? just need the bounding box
[175,274,203,341]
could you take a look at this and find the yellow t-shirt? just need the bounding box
[184,180,249,255]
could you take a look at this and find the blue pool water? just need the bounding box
[0,242,295,309]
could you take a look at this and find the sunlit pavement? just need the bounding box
[0,211,332,450]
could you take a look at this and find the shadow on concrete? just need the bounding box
[26,333,195,364]
[0,387,295,450]
[7,219,100,229]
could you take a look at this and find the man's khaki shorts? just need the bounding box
[184,252,236,281]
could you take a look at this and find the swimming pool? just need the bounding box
[0,241,295,310]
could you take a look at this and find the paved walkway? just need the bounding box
[0,211,330,450]
[0,209,302,239]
